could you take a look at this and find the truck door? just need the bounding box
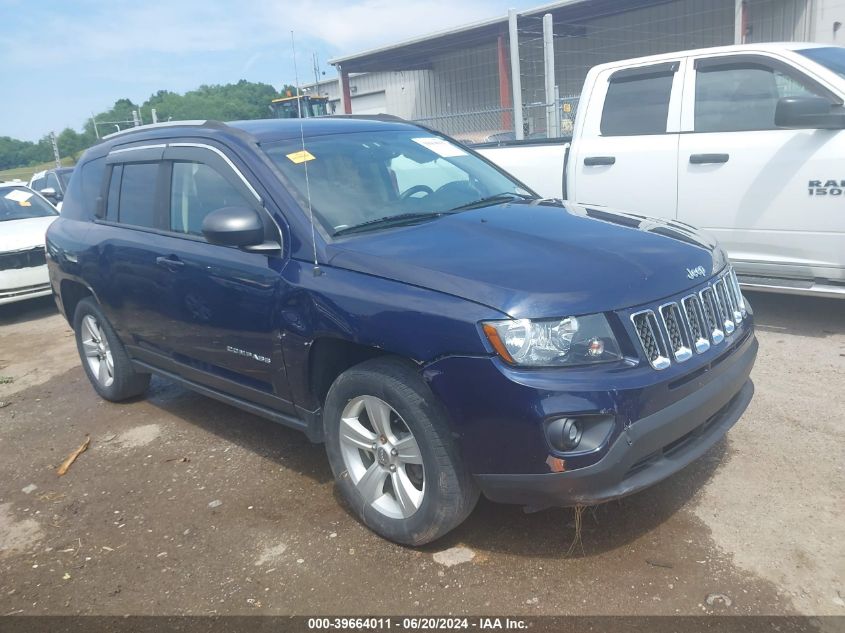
[569,61,683,218]
[677,54,845,285]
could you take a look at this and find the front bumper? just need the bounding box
[475,344,755,507]
[0,265,51,305]
[425,314,757,508]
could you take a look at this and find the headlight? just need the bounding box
[481,314,622,367]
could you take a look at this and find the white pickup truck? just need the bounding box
[479,43,845,298]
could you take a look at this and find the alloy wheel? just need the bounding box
[81,314,114,388]
[338,395,425,519]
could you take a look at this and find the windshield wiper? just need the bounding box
[447,192,536,212]
[333,212,447,236]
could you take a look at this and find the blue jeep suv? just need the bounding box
[46,118,757,545]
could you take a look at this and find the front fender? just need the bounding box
[279,259,503,409]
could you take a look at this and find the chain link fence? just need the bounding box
[412,95,578,145]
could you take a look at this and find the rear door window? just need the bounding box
[117,163,159,228]
[105,165,122,222]
[600,72,674,136]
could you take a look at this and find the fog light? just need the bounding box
[544,414,615,455]
[560,419,582,449]
[546,417,582,451]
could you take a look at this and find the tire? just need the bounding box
[324,357,479,546]
[73,297,150,402]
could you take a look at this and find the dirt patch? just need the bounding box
[110,424,163,450]
[692,293,845,615]
[0,503,44,558]
[0,297,77,400]
[255,543,289,566]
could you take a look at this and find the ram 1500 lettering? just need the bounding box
[46,118,756,545]
[479,43,845,299]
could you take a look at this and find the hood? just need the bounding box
[0,216,56,253]
[327,201,726,318]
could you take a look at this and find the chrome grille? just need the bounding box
[727,269,746,320]
[631,310,670,370]
[631,268,745,370]
[681,295,710,353]
[699,287,725,344]
[659,302,692,362]
[714,278,736,334]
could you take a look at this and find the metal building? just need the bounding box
[299,0,845,141]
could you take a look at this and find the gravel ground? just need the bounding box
[0,293,842,617]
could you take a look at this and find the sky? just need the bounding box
[1,0,539,141]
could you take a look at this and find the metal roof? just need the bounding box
[328,0,671,72]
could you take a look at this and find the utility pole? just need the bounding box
[151,108,158,124]
[91,114,100,139]
[49,132,61,168]
[312,52,320,88]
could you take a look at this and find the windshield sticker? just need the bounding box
[411,137,467,157]
[4,189,34,204]
[286,150,316,164]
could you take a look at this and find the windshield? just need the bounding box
[798,46,845,79]
[263,130,533,235]
[0,187,59,221]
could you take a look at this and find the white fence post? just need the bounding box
[508,8,524,140]
[543,13,560,139]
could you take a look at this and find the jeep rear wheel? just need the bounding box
[73,298,150,402]
[324,358,479,546]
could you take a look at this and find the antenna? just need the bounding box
[290,31,321,276]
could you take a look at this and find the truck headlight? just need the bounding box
[482,314,621,367]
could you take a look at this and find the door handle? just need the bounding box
[689,153,729,164]
[155,255,185,270]
[584,156,616,166]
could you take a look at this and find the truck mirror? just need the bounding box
[39,187,59,201]
[775,96,845,129]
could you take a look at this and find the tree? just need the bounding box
[3,80,300,170]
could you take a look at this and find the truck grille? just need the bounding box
[0,246,46,271]
[631,267,744,370]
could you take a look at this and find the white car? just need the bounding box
[0,182,59,306]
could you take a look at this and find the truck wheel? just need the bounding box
[324,358,479,546]
[73,298,150,402]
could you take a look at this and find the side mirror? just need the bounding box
[775,96,845,129]
[201,206,265,247]
[39,187,59,201]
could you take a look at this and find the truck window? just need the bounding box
[600,74,673,136]
[169,161,253,236]
[46,172,62,193]
[694,64,820,132]
[117,163,158,228]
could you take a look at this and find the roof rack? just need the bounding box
[327,114,405,122]
[101,120,225,140]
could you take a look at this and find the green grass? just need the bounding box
[0,156,77,184]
